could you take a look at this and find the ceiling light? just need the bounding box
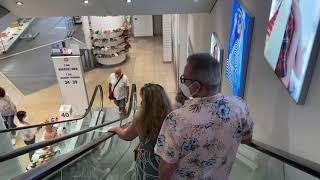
[83,0,89,4]
[127,0,132,3]
[16,1,23,6]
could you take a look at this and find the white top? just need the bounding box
[108,73,129,100]
[16,120,36,141]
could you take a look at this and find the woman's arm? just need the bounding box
[108,122,139,141]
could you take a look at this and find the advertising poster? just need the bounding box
[225,0,254,97]
[264,0,320,104]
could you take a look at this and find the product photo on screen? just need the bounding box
[264,0,320,104]
[225,0,254,97]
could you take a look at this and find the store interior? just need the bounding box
[0,0,320,179]
[0,14,176,171]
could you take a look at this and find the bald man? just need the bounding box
[108,68,129,114]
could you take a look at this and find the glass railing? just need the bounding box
[9,83,319,180]
[230,143,320,180]
[43,140,320,180]
[0,84,104,154]
[1,84,137,180]
[43,120,138,180]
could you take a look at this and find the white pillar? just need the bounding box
[162,14,172,63]
[81,16,92,49]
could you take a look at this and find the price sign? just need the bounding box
[59,105,72,121]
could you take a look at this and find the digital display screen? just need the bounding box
[226,0,254,97]
[264,0,320,104]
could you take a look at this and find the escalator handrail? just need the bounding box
[249,140,320,178]
[0,84,136,163]
[16,141,320,180]
[13,130,120,180]
[11,88,320,179]
[0,84,104,134]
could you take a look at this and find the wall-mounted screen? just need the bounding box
[210,32,223,63]
[264,0,320,104]
[226,0,254,97]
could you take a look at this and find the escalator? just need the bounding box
[0,84,105,153]
[1,83,320,180]
[0,84,137,179]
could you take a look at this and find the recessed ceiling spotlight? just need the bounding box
[16,1,23,6]
[127,0,132,3]
[83,0,89,4]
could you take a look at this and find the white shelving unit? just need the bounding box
[92,28,130,66]
[0,18,36,53]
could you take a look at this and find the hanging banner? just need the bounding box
[52,55,89,116]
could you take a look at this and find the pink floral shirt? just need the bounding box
[155,94,253,180]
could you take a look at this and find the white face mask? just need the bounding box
[180,82,200,98]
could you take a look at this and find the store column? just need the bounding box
[81,16,92,49]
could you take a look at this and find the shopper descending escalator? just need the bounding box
[155,53,254,180]
[108,68,130,115]
[0,112,23,178]
[0,87,17,145]
[15,111,37,161]
[109,83,172,180]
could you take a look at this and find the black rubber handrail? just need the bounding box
[0,84,136,163]
[13,130,119,180]
[0,84,104,134]
[10,85,320,180]
[15,134,320,179]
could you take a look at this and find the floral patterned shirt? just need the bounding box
[154,94,253,180]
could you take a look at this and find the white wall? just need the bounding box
[181,0,320,164]
[90,16,125,32]
[177,14,188,86]
[133,15,153,37]
[162,14,172,63]
[81,16,92,49]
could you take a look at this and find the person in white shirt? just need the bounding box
[108,68,129,114]
[16,111,37,161]
[0,112,22,177]
[0,87,17,145]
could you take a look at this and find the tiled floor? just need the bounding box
[0,38,86,95]
[0,16,86,95]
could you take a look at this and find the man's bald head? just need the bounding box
[115,68,122,77]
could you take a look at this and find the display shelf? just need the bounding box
[93,45,126,56]
[0,18,36,53]
[91,25,130,66]
[96,53,127,66]
[92,38,125,47]
[92,30,123,39]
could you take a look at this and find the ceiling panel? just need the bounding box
[0,0,215,17]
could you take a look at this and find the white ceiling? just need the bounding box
[0,0,216,17]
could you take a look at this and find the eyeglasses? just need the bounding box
[180,75,202,85]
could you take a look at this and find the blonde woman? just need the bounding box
[109,83,172,180]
